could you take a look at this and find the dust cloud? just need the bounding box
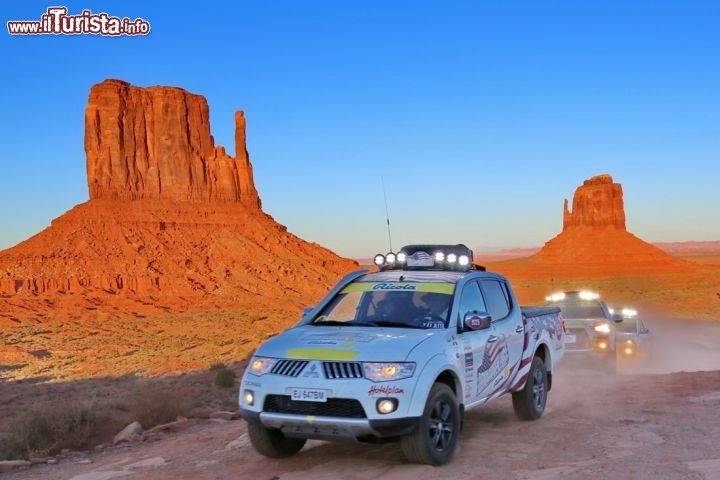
[626,314,720,374]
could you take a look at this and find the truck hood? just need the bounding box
[254,326,438,362]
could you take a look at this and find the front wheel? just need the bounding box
[400,383,460,465]
[246,421,307,458]
[512,356,548,420]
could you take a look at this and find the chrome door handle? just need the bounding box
[487,335,498,343]
[515,325,524,333]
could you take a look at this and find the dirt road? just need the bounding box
[6,315,720,480]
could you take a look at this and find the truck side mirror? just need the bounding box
[611,313,623,323]
[464,311,491,331]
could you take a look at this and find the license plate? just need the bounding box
[290,388,327,402]
[565,334,576,344]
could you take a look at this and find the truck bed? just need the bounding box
[521,306,561,318]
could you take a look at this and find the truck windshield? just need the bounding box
[556,302,605,319]
[312,283,453,329]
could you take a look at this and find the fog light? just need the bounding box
[376,398,398,414]
[243,390,255,406]
[594,339,609,351]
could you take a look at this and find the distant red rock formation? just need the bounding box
[530,174,694,276]
[563,174,625,229]
[85,79,260,207]
[0,79,357,323]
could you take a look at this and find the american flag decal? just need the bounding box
[477,339,509,394]
[407,251,434,267]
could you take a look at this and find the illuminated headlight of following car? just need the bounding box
[592,322,611,334]
[579,290,600,300]
[621,308,638,317]
[363,362,415,382]
[594,339,609,351]
[546,292,566,302]
[249,356,279,375]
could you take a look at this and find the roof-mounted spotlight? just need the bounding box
[374,254,385,267]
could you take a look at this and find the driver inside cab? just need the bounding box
[415,292,451,328]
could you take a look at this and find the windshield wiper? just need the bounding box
[313,320,353,326]
[356,320,425,329]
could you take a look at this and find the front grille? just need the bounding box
[271,360,308,377]
[323,361,363,379]
[264,395,367,418]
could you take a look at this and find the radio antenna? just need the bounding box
[382,176,393,252]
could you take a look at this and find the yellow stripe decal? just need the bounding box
[286,348,360,360]
[340,282,455,295]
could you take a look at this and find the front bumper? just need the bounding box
[241,409,419,441]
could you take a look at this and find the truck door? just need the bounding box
[456,280,494,405]
[478,279,524,396]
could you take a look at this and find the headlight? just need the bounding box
[363,362,415,382]
[593,323,611,334]
[579,291,599,300]
[249,356,279,376]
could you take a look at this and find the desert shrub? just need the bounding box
[0,402,99,460]
[129,385,189,429]
[213,364,237,388]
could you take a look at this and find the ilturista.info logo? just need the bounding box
[7,7,150,36]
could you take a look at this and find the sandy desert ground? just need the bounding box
[1,254,719,479]
[3,314,720,480]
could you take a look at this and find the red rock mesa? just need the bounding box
[532,174,693,275]
[0,79,357,323]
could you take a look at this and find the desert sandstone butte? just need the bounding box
[489,174,695,278]
[0,79,357,324]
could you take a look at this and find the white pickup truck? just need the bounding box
[239,244,565,465]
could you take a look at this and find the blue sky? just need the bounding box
[2,1,718,259]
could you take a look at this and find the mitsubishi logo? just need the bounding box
[302,362,320,378]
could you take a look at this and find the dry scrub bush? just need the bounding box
[129,385,190,428]
[211,363,237,388]
[0,402,99,460]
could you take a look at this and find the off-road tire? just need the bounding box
[512,356,548,421]
[246,421,307,458]
[400,382,460,465]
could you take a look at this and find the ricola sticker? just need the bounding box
[372,283,417,291]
